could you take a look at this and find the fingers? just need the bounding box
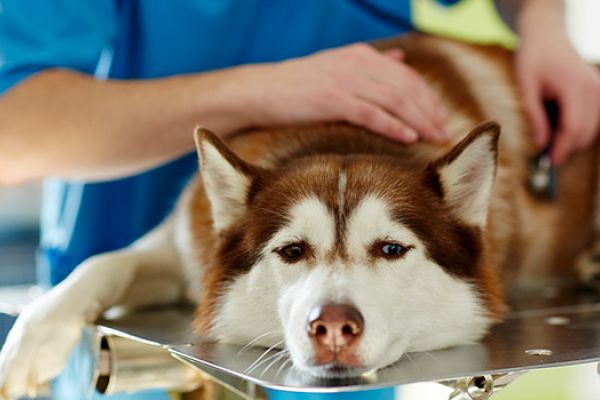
[551,86,600,164]
[259,43,449,143]
[329,94,418,143]
[551,94,582,164]
[515,31,600,163]
[383,48,405,61]
[373,54,449,140]
[352,77,445,142]
[336,44,448,142]
[518,72,549,149]
[405,71,449,141]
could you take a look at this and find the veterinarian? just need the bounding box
[0,0,598,399]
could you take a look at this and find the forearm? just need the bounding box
[0,68,247,184]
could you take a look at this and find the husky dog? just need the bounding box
[0,34,599,397]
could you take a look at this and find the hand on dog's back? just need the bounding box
[233,43,450,144]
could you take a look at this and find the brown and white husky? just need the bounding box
[0,34,599,397]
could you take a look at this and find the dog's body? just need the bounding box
[1,35,599,397]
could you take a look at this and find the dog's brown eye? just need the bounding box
[278,243,306,262]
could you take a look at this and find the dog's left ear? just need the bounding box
[427,121,500,228]
[194,127,256,232]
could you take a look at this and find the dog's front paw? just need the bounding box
[0,305,83,399]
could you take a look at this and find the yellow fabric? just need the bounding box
[412,0,517,48]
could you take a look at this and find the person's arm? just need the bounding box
[495,0,600,163]
[0,67,259,185]
[0,68,237,185]
[0,44,449,185]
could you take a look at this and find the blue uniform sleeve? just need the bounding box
[0,0,117,93]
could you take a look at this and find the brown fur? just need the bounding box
[189,34,599,334]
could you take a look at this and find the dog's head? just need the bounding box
[193,122,501,378]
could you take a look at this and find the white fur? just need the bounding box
[338,169,347,222]
[198,138,250,232]
[174,184,205,303]
[438,134,497,227]
[0,218,190,398]
[211,197,336,347]
[212,195,492,377]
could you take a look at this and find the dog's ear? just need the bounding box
[426,121,500,228]
[194,127,255,232]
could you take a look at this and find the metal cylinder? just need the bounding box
[465,375,494,400]
[94,334,204,395]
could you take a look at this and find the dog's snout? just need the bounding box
[307,303,364,353]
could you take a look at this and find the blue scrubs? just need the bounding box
[1,0,416,286]
[0,0,457,398]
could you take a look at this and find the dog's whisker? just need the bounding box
[243,344,280,375]
[390,360,405,379]
[421,350,439,363]
[254,348,288,373]
[259,349,290,377]
[243,340,285,375]
[404,352,422,373]
[237,331,283,356]
[245,350,287,376]
[275,357,293,379]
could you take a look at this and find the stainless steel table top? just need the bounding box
[97,280,600,393]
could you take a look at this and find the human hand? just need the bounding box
[516,1,600,164]
[230,43,449,143]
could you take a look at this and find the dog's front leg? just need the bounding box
[0,217,184,399]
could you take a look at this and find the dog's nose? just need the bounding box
[307,303,364,352]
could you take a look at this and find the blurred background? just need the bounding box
[415,0,600,62]
[0,0,598,398]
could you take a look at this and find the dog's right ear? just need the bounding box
[194,127,255,232]
[426,121,500,228]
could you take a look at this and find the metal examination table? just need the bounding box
[84,279,600,400]
[3,279,600,399]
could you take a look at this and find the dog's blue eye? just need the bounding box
[381,243,404,255]
[375,242,411,259]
